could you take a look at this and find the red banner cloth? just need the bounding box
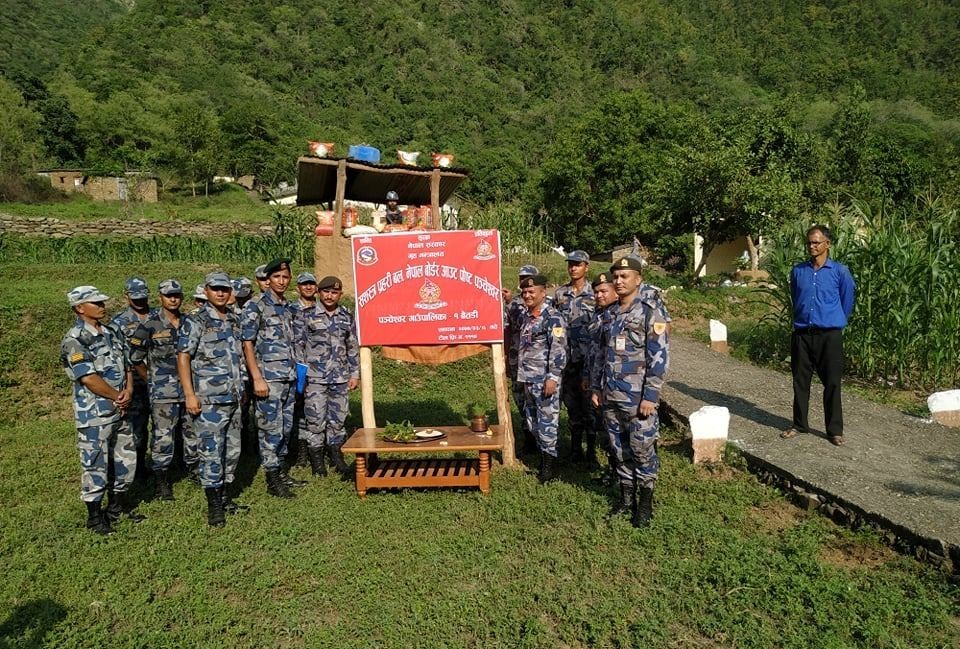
[352,230,504,346]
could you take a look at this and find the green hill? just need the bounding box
[1,0,958,205]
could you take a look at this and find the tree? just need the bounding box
[168,97,222,195]
[0,78,44,173]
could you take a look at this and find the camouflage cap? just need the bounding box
[264,258,292,276]
[193,284,207,301]
[610,255,645,274]
[317,275,343,291]
[124,277,149,299]
[519,275,548,289]
[158,279,183,296]
[297,272,317,285]
[565,250,590,264]
[67,285,110,307]
[233,277,252,298]
[591,272,614,288]
[254,264,268,280]
[204,271,232,289]
[518,265,540,278]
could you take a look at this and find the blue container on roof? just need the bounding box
[348,145,380,163]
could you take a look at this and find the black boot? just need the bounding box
[296,438,310,468]
[569,431,585,463]
[633,486,654,528]
[205,487,225,527]
[280,461,308,488]
[186,462,201,486]
[538,453,556,484]
[307,445,327,477]
[608,482,634,518]
[154,469,174,501]
[85,500,113,535]
[328,445,351,478]
[265,469,295,499]
[221,483,249,514]
[104,491,146,523]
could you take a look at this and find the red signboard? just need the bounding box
[351,230,504,346]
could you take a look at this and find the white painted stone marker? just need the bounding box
[689,405,730,464]
[709,319,729,354]
[928,389,960,428]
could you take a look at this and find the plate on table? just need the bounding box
[415,428,446,440]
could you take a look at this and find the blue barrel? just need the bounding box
[348,145,381,163]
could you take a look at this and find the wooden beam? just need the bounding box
[430,169,441,229]
[360,346,376,428]
[491,342,514,466]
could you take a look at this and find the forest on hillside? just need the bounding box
[1,0,958,252]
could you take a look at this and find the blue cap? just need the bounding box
[518,265,540,278]
[233,277,252,298]
[565,250,590,263]
[255,264,268,280]
[204,271,232,289]
[67,285,110,306]
[158,279,182,296]
[297,272,317,285]
[124,277,149,299]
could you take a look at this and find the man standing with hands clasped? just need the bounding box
[781,225,855,446]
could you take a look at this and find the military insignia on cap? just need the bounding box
[653,322,667,335]
[552,326,565,337]
[618,259,629,267]
[69,352,84,363]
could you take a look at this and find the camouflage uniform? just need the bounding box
[178,302,245,489]
[516,304,567,457]
[505,295,528,416]
[584,301,617,457]
[110,306,157,464]
[241,290,296,470]
[293,303,359,448]
[595,286,670,488]
[129,311,195,471]
[553,281,595,451]
[61,319,136,502]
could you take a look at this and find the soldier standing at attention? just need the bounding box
[129,280,195,499]
[583,273,618,480]
[593,256,670,528]
[553,250,595,464]
[241,258,303,497]
[504,265,540,456]
[234,277,254,310]
[254,264,269,296]
[177,272,247,527]
[289,272,319,467]
[61,286,143,535]
[293,275,359,478]
[190,284,206,315]
[516,275,567,483]
[111,277,156,481]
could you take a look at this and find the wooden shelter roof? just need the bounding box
[296,156,469,207]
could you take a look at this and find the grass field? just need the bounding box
[1,185,275,224]
[1,260,958,648]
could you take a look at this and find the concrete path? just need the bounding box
[660,335,960,568]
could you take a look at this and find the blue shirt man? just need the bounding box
[783,225,856,446]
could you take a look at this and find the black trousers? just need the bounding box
[791,328,845,437]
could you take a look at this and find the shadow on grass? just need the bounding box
[0,599,67,649]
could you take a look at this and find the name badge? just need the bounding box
[615,335,626,352]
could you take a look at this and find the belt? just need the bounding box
[795,326,839,334]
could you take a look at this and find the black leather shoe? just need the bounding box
[85,500,113,535]
[633,486,654,528]
[608,483,633,519]
[105,491,146,523]
[154,469,174,501]
[265,469,295,499]
[205,487,225,527]
[307,445,327,477]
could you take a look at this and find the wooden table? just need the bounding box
[341,425,504,498]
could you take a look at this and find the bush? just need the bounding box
[0,172,65,203]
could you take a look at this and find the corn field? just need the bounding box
[0,209,315,267]
[759,196,960,391]
[456,202,556,263]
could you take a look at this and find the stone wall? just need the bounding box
[0,214,273,239]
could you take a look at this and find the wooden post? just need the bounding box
[430,169,441,229]
[491,343,514,466]
[360,346,376,429]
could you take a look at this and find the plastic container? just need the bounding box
[347,145,380,163]
[341,206,358,229]
[315,210,334,236]
[415,205,433,229]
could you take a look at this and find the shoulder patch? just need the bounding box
[652,322,667,336]
[552,326,565,338]
[69,352,85,363]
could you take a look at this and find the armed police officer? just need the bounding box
[241,258,303,497]
[177,272,247,527]
[516,274,567,483]
[383,190,403,225]
[583,272,617,480]
[553,250,595,464]
[592,256,670,528]
[289,271,318,467]
[111,277,157,480]
[61,285,143,535]
[293,275,359,478]
[505,264,540,456]
[129,279,195,500]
